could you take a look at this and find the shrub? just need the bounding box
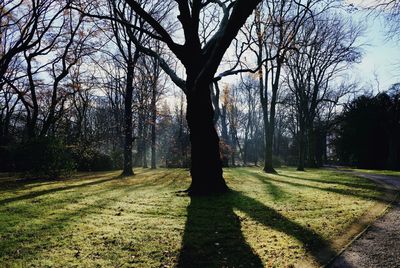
[110,150,123,170]
[71,146,114,171]
[272,155,283,168]
[0,145,13,171]
[13,137,75,178]
[89,152,113,171]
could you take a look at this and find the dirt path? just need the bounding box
[329,172,400,268]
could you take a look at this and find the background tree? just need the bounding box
[370,0,400,41]
[250,0,316,173]
[286,13,362,170]
[334,84,400,170]
[107,0,144,176]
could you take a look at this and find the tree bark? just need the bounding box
[151,87,157,169]
[306,128,317,168]
[264,122,276,173]
[229,118,237,167]
[122,64,135,176]
[297,120,306,171]
[124,0,263,195]
[135,112,144,167]
[220,103,230,167]
[185,81,228,196]
[142,135,148,168]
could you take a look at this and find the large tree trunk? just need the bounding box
[122,65,134,176]
[185,81,228,196]
[264,122,276,173]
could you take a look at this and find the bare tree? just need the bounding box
[139,49,164,169]
[106,0,147,175]
[113,0,264,195]
[217,0,334,173]
[3,2,95,138]
[0,0,66,80]
[249,0,318,173]
[286,13,362,170]
[369,0,400,41]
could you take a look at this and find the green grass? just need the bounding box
[349,168,400,177]
[0,167,387,267]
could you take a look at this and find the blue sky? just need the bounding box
[347,1,400,92]
[217,2,400,94]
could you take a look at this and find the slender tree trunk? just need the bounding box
[229,122,237,167]
[151,93,157,169]
[260,77,276,174]
[25,99,38,138]
[243,127,249,165]
[297,120,306,171]
[142,136,148,168]
[220,104,230,167]
[122,64,135,176]
[185,80,228,195]
[25,58,38,139]
[323,132,328,164]
[258,52,277,173]
[264,61,281,174]
[135,115,144,167]
[40,93,58,136]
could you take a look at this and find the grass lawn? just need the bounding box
[0,167,388,267]
[348,168,400,177]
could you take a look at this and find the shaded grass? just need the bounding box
[0,167,386,267]
[347,168,400,177]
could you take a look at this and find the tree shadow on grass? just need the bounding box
[177,190,340,267]
[0,170,177,207]
[0,169,181,208]
[0,175,120,206]
[241,169,387,203]
[254,176,288,202]
[277,172,384,192]
[177,192,263,268]
[0,174,173,261]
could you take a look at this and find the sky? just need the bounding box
[346,0,400,92]
[215,1,400,94]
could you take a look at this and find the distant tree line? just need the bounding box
[333,84,400,170]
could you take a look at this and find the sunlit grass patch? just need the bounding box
[0,167,387,267]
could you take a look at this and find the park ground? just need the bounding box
[0,167,395,267]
